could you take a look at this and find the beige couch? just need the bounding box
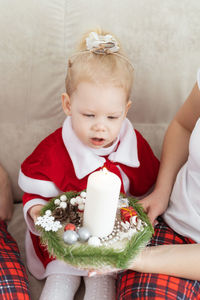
[1,1,200,299]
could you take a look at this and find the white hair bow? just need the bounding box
[86,32,120,54]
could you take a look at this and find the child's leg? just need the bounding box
[39,274,81,300]
[83,275,116,300]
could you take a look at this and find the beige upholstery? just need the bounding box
[1,1,199,299]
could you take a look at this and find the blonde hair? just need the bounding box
[65,28,134,100]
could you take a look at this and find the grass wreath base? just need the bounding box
[37,191,154,269]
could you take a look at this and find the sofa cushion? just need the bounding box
[1,0,200,202]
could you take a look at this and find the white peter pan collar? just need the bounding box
[62,117,140,179]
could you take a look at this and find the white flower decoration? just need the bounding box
[35,215,62,232]
[35,216,43,225]
[86,32,120,54]
[45,210,52,217]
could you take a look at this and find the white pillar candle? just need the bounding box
[83,168,121,238]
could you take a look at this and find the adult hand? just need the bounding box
[139,190,169,225]
[0,170,13,221]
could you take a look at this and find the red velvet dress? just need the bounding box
[19,117,159,279]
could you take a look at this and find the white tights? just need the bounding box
[84,275,116,300]
[39,274,115,300]
[39,274,81,300]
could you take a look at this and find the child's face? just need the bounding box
[62,81,131,148]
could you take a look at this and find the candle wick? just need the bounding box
[102,167,108,174]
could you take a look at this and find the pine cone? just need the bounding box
[68,204,80,225]
[52,207,68,222]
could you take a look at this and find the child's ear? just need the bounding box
[62,93,71,116]
[125,100,132,116]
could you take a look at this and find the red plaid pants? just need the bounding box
[116,218,200,300]
[0,221,30,300]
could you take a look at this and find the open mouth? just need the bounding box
[91,137,105,146]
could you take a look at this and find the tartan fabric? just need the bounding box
[0,221,30,300]
[116,217,200,300]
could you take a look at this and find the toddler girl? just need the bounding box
[18,29,159,300]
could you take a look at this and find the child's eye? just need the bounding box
[83,114,95,118]
[108,116,118,120]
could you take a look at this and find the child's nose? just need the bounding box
[92,122,106,132]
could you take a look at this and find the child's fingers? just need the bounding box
[88,268,119,277]
[28,204,44,222]
[33,214,40,223]
[88,270,97,277]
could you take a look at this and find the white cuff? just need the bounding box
[18,169,62,198]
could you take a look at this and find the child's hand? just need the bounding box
[28,204,44,223]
